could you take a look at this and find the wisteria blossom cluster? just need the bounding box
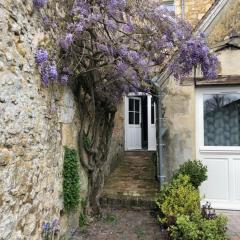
[34,0,218,106]
[35,49,58,85]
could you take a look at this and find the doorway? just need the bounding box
[125,94,156,151]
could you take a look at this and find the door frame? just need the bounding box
[196,86,240,210]
[124,93,156,151]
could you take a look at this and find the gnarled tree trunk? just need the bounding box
[72,74,116,215]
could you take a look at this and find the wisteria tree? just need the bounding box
[34,0,218,214]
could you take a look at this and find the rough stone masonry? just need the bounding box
[0,1,89,239]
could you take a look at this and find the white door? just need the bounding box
[148,96,156,150]
[125,96,142,150]
[196,87,240,210]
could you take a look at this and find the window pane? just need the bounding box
[151,98,155,124]
[129,99,134,111]
[162,1,175,12]
[135,99,140,112]
[135,112,140,124]
[129,112,134,124]
[204,94,240,146]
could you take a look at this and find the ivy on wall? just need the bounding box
[63,146,80,212]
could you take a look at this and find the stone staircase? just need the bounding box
[100,151,159,209]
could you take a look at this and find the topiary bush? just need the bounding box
[63,147,80,212]
[173,160,208,188]
[156,174,201,226]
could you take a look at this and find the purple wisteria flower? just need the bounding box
[49,64,58,80]
[40,63,49,86]
[106,19,117,30]
[33,0,47,8]
[123,24,134,33]
[42,222,50,231]
[35,49,48,65]
[59,33,73,50]
[75,22,85,36]
[60,74,69,84]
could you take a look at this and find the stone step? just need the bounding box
[100,151,159,209]
[100,194,157,210]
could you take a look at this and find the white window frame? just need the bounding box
[196,86,240,154]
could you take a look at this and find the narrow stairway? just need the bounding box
[100,151,159,209]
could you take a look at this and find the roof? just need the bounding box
[157,0,236,88]
[194,0,228,34]
[181,75,240,87]
[212,35,240,51]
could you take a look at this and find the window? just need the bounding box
[129,98,140,125]
[162,1,175,12]
[204,93,240,146]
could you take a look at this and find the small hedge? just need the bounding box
[170,214,228,240]
[173,160,207,188]
[63,147,80,212]
[156,161,228,240]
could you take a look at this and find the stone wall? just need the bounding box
[0,1,88,239]
[206,0,240,46]
[175,0,215,27]
[162,79,196,179]
[104,103,125,178]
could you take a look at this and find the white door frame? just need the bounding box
[124,93,156,151]
[196,86,240,210]
[148,96,157,150]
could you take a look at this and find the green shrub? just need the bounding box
[156,174,201,225]
[170,215,201,240]
[201,215,228,240]
[63,147,80,212]
[174,160,208,188]
[170,214,228,240]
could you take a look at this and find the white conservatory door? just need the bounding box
[196,87,240,210]
[148,96,156,150]
[125,96,142,150]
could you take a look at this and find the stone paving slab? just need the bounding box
[217,210,240,239]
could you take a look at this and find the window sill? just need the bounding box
[199,146,240,154]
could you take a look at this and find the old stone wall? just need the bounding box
[175,0,215,27]
[162,79,196,179]
[0,1,88,239]
[104,103,125,178]
[206,0,240,46]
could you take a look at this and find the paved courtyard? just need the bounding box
[73,209,240,240]
[218,210,240,239]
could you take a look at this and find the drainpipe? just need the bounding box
[151,77,165,187]
[181,0,185,19]
[156,88,165,187]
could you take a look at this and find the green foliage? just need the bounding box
[134,227,146,240]
[156,175,201,224]
[201,215,228,240]
[63,147,80,212]
[79,198,87,229]
[174,160,208,188]
[170,214,228,240]
[83,135,91,150]
[170,215,201,240]
[79,212,87,229]
[103,212,118,225]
